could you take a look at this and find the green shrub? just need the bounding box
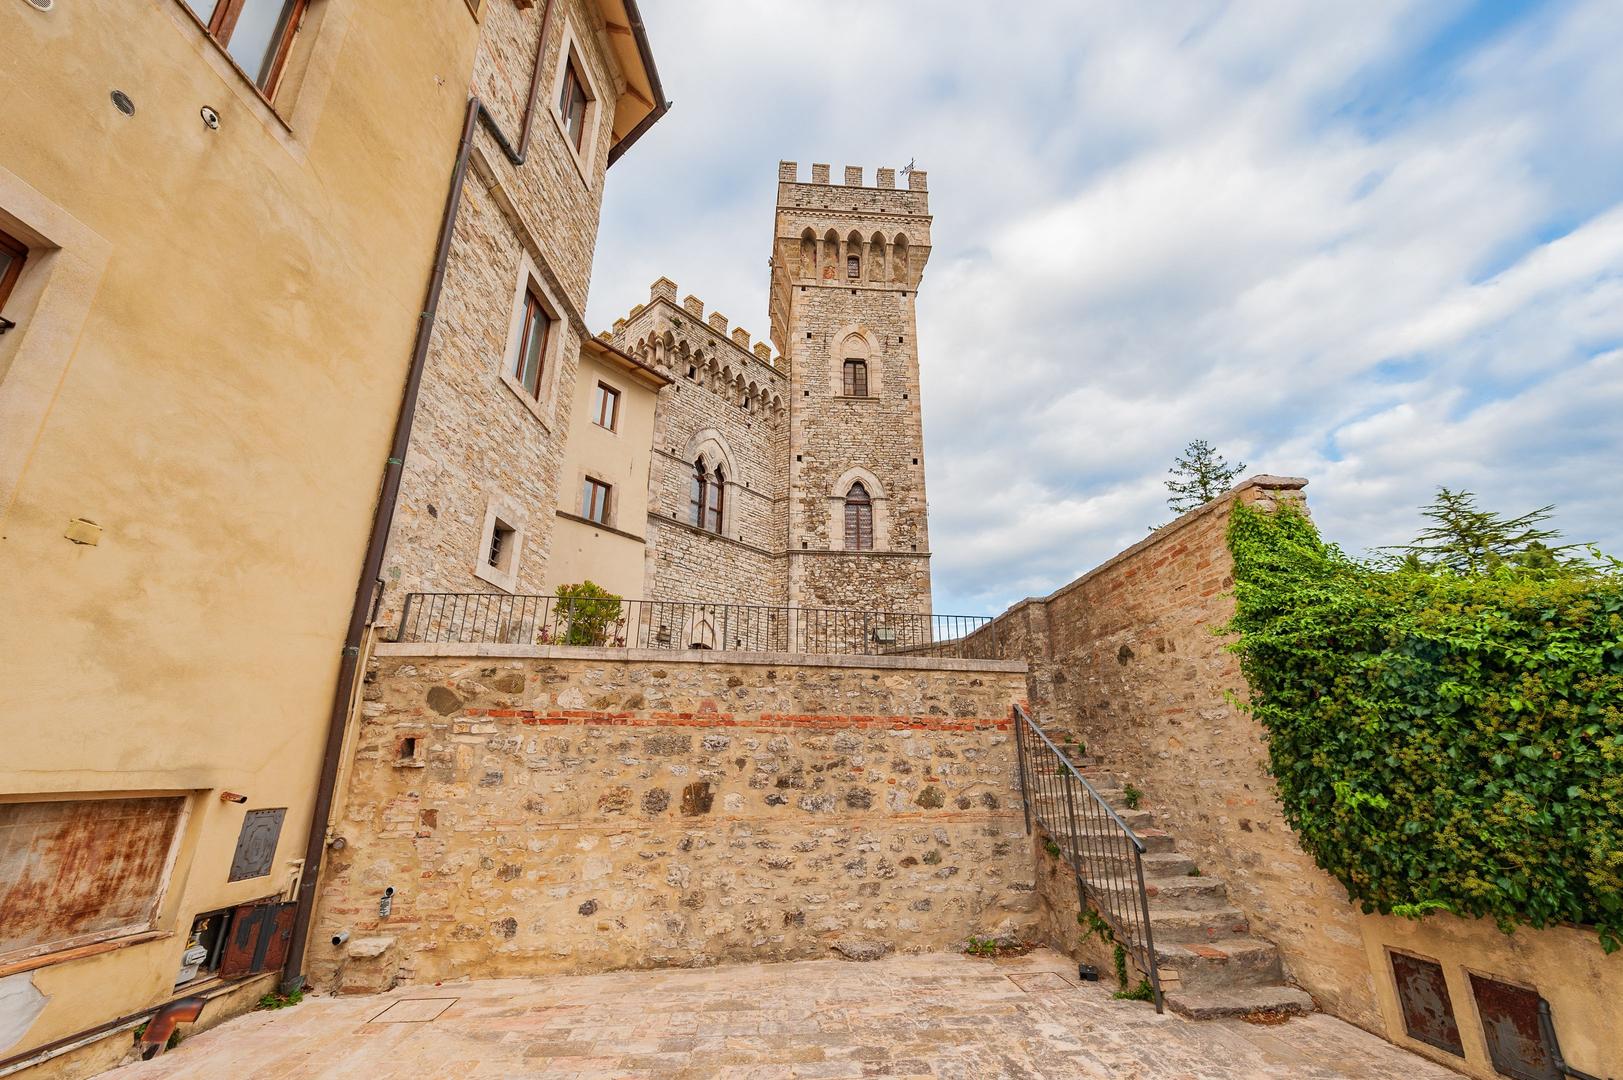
[1226,503,1623,951]
[548,581,625,646]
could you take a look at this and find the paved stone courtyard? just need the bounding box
[105,949,1460,1079]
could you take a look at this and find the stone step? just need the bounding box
[1153,937,1284,992]
[1164,985,1315,1020]
[1053,826,1176,855]
[1148,906,1251,943]
[1140,851,1199,878]
[1084,873,1230,911]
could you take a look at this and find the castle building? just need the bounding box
[609,161,935,616]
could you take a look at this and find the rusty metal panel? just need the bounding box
[1390,950,1464,1057]
[0,796,186,961]
[228,807,285,882]
[220,900,297,977]
[1469,974,1559,1080]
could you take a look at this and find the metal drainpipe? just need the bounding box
[280,0,556,991]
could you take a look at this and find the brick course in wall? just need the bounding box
[310,649,1034,989]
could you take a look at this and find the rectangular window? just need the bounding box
[514,289,551,398]
[582,478,611,524]
[558,60,590,151]
[0,228,27,316]
[843,359,868,397]
[847,255,860,278]
[182,0,308,96]
[488,520,515,571]
[0,797,186,963]
[592,382,620,431]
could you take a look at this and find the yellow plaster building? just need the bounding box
[0,1,664,1076]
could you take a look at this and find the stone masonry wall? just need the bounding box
[986,477,1383,1029]
[380,0,622,623]
[310,649,1035,990]
[611,286,790,604]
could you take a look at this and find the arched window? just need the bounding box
[706,465,725,533]
[844,482,873,551]
[689,457,725,533]
[843,359,868,397]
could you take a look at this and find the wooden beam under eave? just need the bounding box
[605,21,631,34]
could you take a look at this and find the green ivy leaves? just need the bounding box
[1225,504,1623,953]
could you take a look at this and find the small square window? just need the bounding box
[592,382,620,430]
[514,288,551,398]
[488,519,517,573]
[559,59,591,151]
[582,478,611,525]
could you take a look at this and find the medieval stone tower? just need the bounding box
[608,160,933,621]
[770,161,933,612]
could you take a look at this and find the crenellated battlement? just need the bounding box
[777,160,927,192]
[605,278,788,421]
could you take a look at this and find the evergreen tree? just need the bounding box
[1398,487,1578,573]
[1165,439,1246,513]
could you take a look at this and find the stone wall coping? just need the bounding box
[995,474,1308,620]
[373,642,1028,673]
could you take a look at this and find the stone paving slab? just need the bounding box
[101,949,1461,1079]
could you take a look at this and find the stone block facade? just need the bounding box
[379,0,633,623]
[309,648,1034,988]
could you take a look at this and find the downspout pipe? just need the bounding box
[282,0,556,991]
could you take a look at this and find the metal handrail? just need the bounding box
[1012,703,1162,1011]
[390,592,999,660]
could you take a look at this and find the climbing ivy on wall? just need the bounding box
[1225,503,1623,952]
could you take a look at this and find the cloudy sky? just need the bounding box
[586,1,1623,615]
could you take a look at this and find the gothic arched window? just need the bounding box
[844,482,873,551]
[706,465,725,533]
[689,458,706,527]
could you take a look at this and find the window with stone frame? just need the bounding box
[688,458,724,533]
[844,483,873,550]
[181,0,308,96]
[581,477,611,525]
[847,255,860,278]
[843,359,869,398]
[513,287,551,398]
[558,57,591,151]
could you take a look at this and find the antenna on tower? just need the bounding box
[900,158,916,177]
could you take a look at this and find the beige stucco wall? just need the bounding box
[307,647,1035,990]
[1359,914,1619,1080]
[0,0,480,1072]
[542,347,660,599]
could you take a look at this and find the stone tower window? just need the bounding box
[847,255,860,279]
[844,483,874,551]
[843,359,869,398]
[689,459,725,534]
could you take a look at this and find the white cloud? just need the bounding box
[589,1,1623,612]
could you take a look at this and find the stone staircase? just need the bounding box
[1045,744,1314,1021]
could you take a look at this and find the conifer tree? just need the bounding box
[1165,439,1246,513]
[1398,487,1577,573]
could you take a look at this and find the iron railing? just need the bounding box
[1013,703,1162,1011]
[393,592,998,659]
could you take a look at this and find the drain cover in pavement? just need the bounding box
[369,998,458,1023]
[1008,972,1074,992]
